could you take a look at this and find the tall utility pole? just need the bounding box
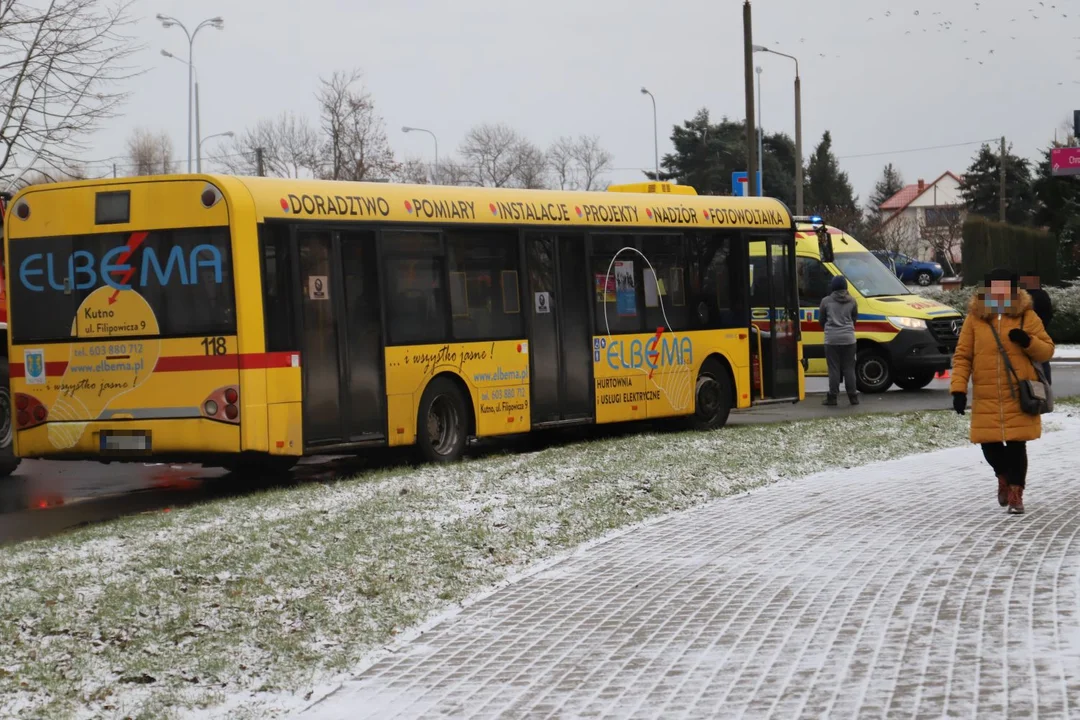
[999,136,1007,222]
[255,147,265,177]
[743,1,758,196]
[794,72,803,213]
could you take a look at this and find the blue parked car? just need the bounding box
[870,250,944,286]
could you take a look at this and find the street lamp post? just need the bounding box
[754,45,802,214]
[401,126,438,183]
[640,87,659,181]
[156,14,224,174]
[199,131,234,165]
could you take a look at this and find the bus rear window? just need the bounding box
[9,227,235,344]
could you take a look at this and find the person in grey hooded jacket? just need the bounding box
[819,274,859,406]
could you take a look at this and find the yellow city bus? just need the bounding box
[3,176,803,470]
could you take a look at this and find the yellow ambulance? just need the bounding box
[753,217,963,393]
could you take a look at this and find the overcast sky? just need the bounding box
[82,0,1079,204]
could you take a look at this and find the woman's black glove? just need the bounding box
[952,392,967,415]
[1009,328,1031,348]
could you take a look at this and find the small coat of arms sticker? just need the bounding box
[24,348,46,385]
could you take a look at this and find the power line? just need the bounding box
[837,138,998,161]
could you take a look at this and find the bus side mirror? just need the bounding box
[817,228,834,263]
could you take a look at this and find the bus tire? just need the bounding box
[0,357,22,478]
[856,348,893,394]
[894,371,936,392]
[417,377,468,463]
[690,359,733,431]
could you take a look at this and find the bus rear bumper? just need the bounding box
[14,418,263,460]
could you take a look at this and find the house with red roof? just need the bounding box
[879,171,965,272]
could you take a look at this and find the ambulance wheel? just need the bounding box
[856,349,893,394]
[691,359,733,431]
[0,357,21,478]
[417,377,468,463]
[894,371,936,392]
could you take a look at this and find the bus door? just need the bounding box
[295,228,385,447]
[525,232,593,425]
[749,234,801,402]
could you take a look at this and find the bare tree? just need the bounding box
[126,128,175,176]
[215,111,319,178]
[571,135,613,191]
[865,212,920,257]
[547,136,576,190]
[459,123,528,187]
[15,164,86,188]
[315,69,397,181]
[918,206,966,276]
[395,157,430,185]
[546,135,613,191]
[433,157,472,186]
[0,0,139,187]
[513,142,548,189]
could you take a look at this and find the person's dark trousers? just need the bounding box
[825,343,857,398]
[1043,361,1052,385]
[981,441,1029,487]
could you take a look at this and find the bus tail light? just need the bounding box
[202,385,239,424]
[15,393,47,429]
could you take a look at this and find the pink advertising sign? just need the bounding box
[1051,147,1080,176]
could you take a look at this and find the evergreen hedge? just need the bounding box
[961,215,1060,287]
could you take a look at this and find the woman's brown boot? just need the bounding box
[997,475,1008,507]
[1007,486,1025,515]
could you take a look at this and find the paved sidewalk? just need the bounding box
[304,431,1080,719]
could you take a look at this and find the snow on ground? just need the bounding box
[1,405,1079,719]
[1055,344,1080,360]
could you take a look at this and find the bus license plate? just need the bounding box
[100,431,151,453]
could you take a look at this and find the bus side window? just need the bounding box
[445,229,523,341]
[381,231,448,346]
[686,231,742,330]
[259,224,296,352]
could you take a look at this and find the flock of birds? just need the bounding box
[766,1,1077,83]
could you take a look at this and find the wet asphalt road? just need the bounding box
[2,364,1078,545]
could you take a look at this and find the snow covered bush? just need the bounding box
[915,282,1080,343]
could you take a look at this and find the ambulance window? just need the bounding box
[797,257,833,307]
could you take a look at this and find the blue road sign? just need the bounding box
[732,171,763,197]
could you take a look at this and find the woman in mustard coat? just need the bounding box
[950,269,1054,514]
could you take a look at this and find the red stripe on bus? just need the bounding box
[155,352,300,372]
[153,355,239,372]
[10,361,69,378]
[755,320,899,334]
[239,352,299,369]
[11,352,299,378]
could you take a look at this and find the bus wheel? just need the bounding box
[856,349,893,394]
[894,371,936,392]
[691,360,733,431]
[0,358,22,478]
[417,378,468,463]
